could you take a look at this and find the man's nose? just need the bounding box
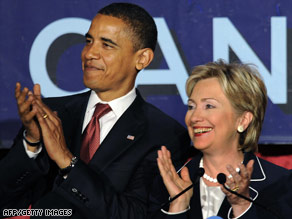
[84,44,101,60]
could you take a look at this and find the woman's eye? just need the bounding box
[85,38,92,44]
[187,105,195,110]
[206,104,214,109]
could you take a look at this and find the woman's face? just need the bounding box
[185,77,242,154]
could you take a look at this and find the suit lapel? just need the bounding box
[217,198,231,218]
[217,152,267,217]
[190,181,204,219]
[62,91,90,156]
[247,153,266,201]
[89,93,146,171]
[183,154,204,219]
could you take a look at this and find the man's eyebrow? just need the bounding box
[84,33,119,47]
[101,37,118,46]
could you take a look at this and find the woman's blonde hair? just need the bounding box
[186,59,267,152]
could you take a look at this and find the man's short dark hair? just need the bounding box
[98,3,157,52]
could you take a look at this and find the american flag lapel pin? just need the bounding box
[127,135,135,140]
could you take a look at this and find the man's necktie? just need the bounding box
[80,103,111,163]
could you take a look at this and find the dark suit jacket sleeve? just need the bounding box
[0,130,51,211]
[150,211,189,219]
[235,203,283,219]
[238,170,292,219]
[52,160,149,218]
[49,128,189,219]
[0,131,187,219]
[0,93,190,219]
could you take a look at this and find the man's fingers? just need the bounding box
[15,84,35,115]
[15,82,21,99]
[34,99,60,125]
[16,87,29,106]
[18,94,34,114]
[22,109,37,124]
[16,90,37,123]
[33,84,41,99]
[34,102,57,132]
[35,108,53,134]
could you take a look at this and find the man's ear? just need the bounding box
[238,111,254,132]
[135,48,154,71]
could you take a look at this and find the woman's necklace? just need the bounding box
[199,158,241,183]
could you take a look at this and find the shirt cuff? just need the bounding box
[228,202,253,219]
[161,206,190,215]
[23,139,42,159]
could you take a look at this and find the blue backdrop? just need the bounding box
[1,0,292,148]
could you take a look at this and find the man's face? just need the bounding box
[81,14,139,101]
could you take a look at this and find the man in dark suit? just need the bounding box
[0,3,189,218]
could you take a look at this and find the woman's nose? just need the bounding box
[190,109,204,123]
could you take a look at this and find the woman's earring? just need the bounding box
[237,125,244,133]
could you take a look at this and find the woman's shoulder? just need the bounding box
[249,153,289,187]
[256,155,288,175]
